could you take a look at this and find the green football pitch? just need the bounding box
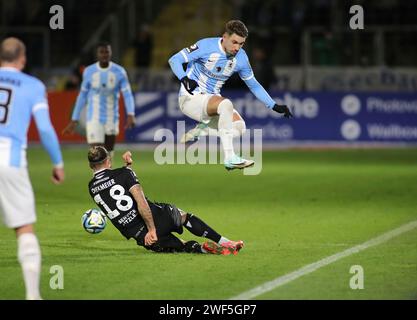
[1,147,416,300]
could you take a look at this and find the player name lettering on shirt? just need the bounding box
[203,68,226,81]
[0,76,21,87]
[91,178,116,194]
[93,176,110,185]
[117,209,137,226]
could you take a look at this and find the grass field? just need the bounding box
[1,147,417,300]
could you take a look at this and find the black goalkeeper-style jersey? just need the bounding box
[88,167,146,239]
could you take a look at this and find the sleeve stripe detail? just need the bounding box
[180,50,189,63]
[242,74,254,81]
[33,103,48,113]
[54,162,64,169]
[128,183,140,192]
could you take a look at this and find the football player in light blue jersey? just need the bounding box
[0,37,64,300]
[63,42,136,157]
[169,20,293,170]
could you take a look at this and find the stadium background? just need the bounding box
[1,0,417,301]
[2,0,417,145]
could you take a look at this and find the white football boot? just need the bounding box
[224,154,254,171]
[180,122,209,143]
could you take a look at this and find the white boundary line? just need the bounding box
[230,220,417,300]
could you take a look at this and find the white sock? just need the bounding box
[17,233,42,300]
[232,120,246,137]
[217,99,235,161]
[218,236,230,245]
[219,129,234,160]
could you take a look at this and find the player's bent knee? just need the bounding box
[217,99,234,115]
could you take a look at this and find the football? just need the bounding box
[81,208,107,234]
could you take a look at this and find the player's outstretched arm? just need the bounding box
[272,104,293,118]
[243,76,293,118]
[131,185,157,246]
[123,152,156,245]
[62,120,78,135]
[168,44,202,95]
[125,114,136,129]
[168,51,188,81]
[130,184,158,246]
[168,54,198,95]
[62,90,88,135]
[63,75,89,135]
[52,167,65,185]
[120,69,136,129]
[122,151,133,167]
[33,106,65,184]
[239,51,293,118]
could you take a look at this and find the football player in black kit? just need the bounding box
[87,146,244,255]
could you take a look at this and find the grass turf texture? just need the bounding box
[0,147,416,300]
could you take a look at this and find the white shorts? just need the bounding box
[0,166,36,228]
[205,110,244,130]
[178,94,213,123]
[86,121,119,144]
[178,94,243,129]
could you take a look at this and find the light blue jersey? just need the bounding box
[169,37,276,108]
[71,62,135,123]
[0,67,63,168]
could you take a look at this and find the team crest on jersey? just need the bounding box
[108,73,116,89]
[223,58,237,76]
[186,44,199,53]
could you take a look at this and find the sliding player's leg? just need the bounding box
[141,202,243,255]
[179,209,244,256]
[145,233,221,255]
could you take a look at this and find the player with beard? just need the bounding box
[169,20,293,170]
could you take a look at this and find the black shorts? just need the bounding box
[134,202,183,246]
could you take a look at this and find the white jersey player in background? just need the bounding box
[169,20,293,171]
[63,42,136,157]
[0,38,65,300]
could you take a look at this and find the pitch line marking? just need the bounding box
[230,219,417,300]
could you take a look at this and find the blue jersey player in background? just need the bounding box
[63,42,136,157]
[169,20,293,170]
[0,37,64,300]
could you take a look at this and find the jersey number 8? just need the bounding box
[0,87,12,124]
[94,185,133,219]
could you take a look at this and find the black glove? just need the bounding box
[272,104,293,118]
[181,76,198,95]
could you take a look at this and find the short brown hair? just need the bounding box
[225,20,249,38]
[0,37,26,63]
[88,146,109,167]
